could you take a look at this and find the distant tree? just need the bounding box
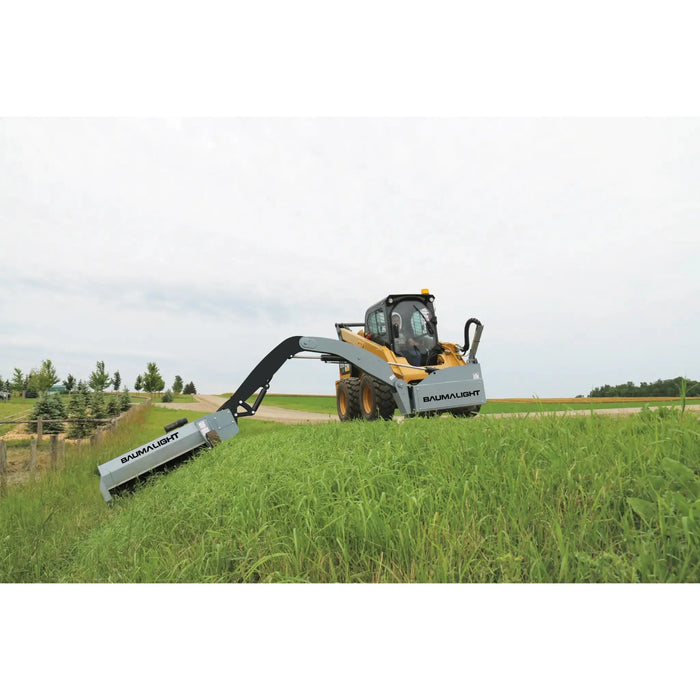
[89,390,107,420]
[106,395,120,417]
[112,370,121,392]
[589,376,700,398]
[134,374,143,392]
[119,385,131,411]
[172,375,183,394]
[161,389,174,403]
[142,362,165,394]
[67,384,92,439]
[89,361,112,392]
[26,370,41,396]
[64,374,76,393]
[36,359,60,393]
[183,381,196,395]
[11,368,24,395]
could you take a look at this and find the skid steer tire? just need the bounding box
[337,378,361,421]
[359,375,395,421]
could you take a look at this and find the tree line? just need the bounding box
[0,359,196,399]
[589,376,700,398]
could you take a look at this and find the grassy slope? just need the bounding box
[0,406,284,582]
[3,405,698,583]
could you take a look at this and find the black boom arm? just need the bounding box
[218,336,304,418]
[218,335,412,419]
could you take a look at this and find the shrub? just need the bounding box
[89,391,107,420]
[28,393,67,433]
[119,386,131,412]
[106,395,121,417]
[67,387,92,439]
[161,389,174,403]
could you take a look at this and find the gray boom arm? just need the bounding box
[218,336,412,417]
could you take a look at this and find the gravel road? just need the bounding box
[156,395,339,424]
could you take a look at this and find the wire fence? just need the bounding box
[0,399,151,494]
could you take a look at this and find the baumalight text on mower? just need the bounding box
[97,290,486,503]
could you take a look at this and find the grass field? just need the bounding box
[2,401,699,582]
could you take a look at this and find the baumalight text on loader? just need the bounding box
[97,290,486,503]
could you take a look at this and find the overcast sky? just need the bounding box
[1,117,698,397]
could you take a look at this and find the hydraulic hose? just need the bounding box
[462,318,483,355]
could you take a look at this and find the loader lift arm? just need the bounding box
[219,336,412,418]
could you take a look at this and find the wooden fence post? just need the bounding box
[0,441,7,496]
[30,436,37,477]
[37,418,43,442]
[50,434,58,469]
[60,436,66,468]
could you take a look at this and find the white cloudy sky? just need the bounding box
[2,117,698,397]
[2,3,699,400]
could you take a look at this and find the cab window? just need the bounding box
[366,309,388,344]
[393,300,435,341]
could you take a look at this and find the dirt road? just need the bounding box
[156,395,339,424]
[156,395,700,424]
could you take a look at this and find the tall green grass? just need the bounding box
[0,405,285,582]
[5,407,695,583]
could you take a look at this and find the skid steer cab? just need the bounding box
[333,289,485,421]
[97,289,485,502]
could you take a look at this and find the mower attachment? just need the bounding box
[98,409,239,503]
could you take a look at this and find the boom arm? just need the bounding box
[219,336,412,417]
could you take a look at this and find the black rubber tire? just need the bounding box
[359,374,396,421]
[337,378,361,421]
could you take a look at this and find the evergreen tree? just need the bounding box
[67,385,92,439]
[172,375,183,394]
[183,381,196,395]
[119,385,131,411]
[29,393,67,433]
[134,374,143,392]
[112,370,121,392]
[89,390,107,420]
[106,395,120,417]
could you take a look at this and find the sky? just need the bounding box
[1,117,699,397]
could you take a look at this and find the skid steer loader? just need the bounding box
[333,289,484,421]
[97,290,485,503]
